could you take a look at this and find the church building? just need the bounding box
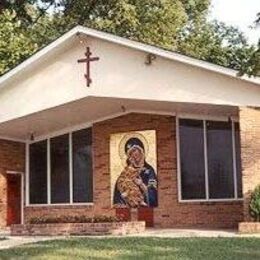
[0,26,259,229]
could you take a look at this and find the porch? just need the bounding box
[0,96,259,230]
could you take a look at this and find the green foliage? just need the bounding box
[0,0,60,25]
[0,1,259,77]
[0,10,37,75]
[0,7,65,75]
[180,0,210,21]
[239,37,260,77]
[249,185,260,222]
[29,215,121,224]
[61,0,188,50]
[178,20,259,75]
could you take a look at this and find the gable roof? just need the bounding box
[0,25,259,88]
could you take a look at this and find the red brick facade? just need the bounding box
[0,140,25,228]
[239,107,260,222]
[24,113,243,228]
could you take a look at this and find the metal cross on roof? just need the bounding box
[77,47,99,87]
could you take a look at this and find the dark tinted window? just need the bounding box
[29,141,47,204]
[207,121,234,199]
[235,123,243,198]
[179,119,206,199]
[50,134,70,203]
[72,128,93,203]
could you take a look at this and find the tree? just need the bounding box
[0,0,195,75]
[238,11,260,77]
[0,10,37,75]
[178,20,258,74]
[0,0,58,24]
[179,0,210,22]
[0,7,63,75]
[238,42,259,77]
[60,0,190,50]
[0,1,259,77]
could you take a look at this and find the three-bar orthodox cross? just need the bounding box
[77,47,99,87]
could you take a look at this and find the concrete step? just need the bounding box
[0,227,11,236]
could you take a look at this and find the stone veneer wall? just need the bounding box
[239,107,260,222]
[0,139,25,228]
[24,113,243,228]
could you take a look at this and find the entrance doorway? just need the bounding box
[7,173,22,226]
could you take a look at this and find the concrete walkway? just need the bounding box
[129,228,260,238]
[0,229,259,250]
[0,236,64,250]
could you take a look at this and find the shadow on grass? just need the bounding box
[0,237,260,260]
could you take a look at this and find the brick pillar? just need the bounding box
[239,107,260,222]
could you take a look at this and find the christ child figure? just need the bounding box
[113,137,158,208]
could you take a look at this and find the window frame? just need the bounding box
[72,128,93,203]
[28,140,48,205]
[176,116,243,203]
[26,128,94,207]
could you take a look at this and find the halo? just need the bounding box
[118,132,149,165]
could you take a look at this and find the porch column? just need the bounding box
[239,107,260,221]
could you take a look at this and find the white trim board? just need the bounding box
[0,136,26,143]
[0,26,259,89]
[25,109,176,143]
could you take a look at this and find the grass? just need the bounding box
[0,237,260,260]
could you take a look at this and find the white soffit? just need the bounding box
[0,25,259,88]
[0,96,238,141]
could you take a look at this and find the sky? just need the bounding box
[209,0,260,44]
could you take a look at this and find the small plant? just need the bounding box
[249,185,260,222]
[29,215,122,224]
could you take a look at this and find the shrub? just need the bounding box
[249,185,260,222]
[29,215,122,224]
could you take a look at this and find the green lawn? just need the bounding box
[0,237,260,260]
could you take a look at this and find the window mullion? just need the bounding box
[47,138,51,204]
[69,133,73,204]
[176,117,182,201]
[232,121,238,199]
[26,143,30,206]
[203,120,209,200]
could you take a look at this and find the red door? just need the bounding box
[138,208,154,227]
[7,175,21,226]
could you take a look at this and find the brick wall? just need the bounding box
[0,139,25,228]
[11,221,145,236]
[24,113,243,228]
[239,107,260,222]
